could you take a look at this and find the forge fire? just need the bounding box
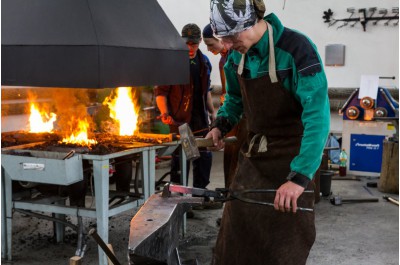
[1,87,172,154]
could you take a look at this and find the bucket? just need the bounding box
[320,170,334,196]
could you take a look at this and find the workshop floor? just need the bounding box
[4,151,399,265]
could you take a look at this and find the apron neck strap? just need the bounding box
[266,22,278,83]
[237,21,278,84]
[238,53,245,76]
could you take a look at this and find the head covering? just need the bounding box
[181,23,202,43]
[202,24,215,39]
[210,0,265,37]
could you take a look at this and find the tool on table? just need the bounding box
[162,183,314,212]
[383,195,399,206]
[330,195,379,206]
[178,123,237,160]
[62,150,75,160]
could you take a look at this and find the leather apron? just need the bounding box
[212,22,316,265]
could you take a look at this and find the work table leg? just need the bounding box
[147,149,156,197]
[2,169,13,260]
[141,150,150,201]
[92,160,110,265]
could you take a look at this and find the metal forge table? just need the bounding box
[1,141,185,265]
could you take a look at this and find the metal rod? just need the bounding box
[62,150,75,160]
[14,208,78,230]
[341,198,379,203]
[88,228,122,265]
[230,189,314,212]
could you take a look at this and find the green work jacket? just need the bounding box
[217,13,330,180]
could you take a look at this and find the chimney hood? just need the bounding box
[1,0,189,88]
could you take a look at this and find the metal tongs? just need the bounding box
[162,183,314,212]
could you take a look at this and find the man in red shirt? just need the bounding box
[155,23,216,199]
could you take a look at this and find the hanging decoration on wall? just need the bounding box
[323,7,399,31]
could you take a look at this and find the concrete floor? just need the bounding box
[3,150,399,265]
[177,151,400,265]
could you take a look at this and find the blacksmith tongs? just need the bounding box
[161,183,314,212]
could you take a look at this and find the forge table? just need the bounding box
[1,141,186,265]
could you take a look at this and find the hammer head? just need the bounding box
[178,123,200,161]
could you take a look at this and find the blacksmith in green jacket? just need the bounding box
[206,0,330,264]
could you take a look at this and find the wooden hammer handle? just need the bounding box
[383,196,399,206]
[195,136,237,148]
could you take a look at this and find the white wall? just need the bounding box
[157,0,399,89]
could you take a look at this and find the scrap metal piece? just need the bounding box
[128,194,203,265]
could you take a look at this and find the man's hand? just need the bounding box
[160,113,175,125]
[274,181,305,213]
[205,127,224,151]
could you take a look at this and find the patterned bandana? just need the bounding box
[210,0,265,37]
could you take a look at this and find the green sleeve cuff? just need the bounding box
[286,171,311,188]
[211,116,234,137]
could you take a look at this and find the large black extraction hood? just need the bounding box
[1,0,189,88]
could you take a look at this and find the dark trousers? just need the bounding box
[170,149,212,189]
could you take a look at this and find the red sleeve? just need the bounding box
[154,85,171,97]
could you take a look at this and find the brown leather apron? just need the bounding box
[212,22,315,265]
[223,117,247,188]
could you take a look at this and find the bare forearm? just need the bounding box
[155,96,169,115]
[206,91,216,123]
[206,92,215,114]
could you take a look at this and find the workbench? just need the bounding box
[1,142,186,265]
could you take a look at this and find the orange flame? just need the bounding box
[61,118,97,146]
[29,103,57,133]
[103,87,139,136]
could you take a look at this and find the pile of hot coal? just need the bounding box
[1,131,61,148]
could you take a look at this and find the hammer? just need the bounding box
[178,123,237,160]
[330,195,379,206]
[383,195,399,206]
